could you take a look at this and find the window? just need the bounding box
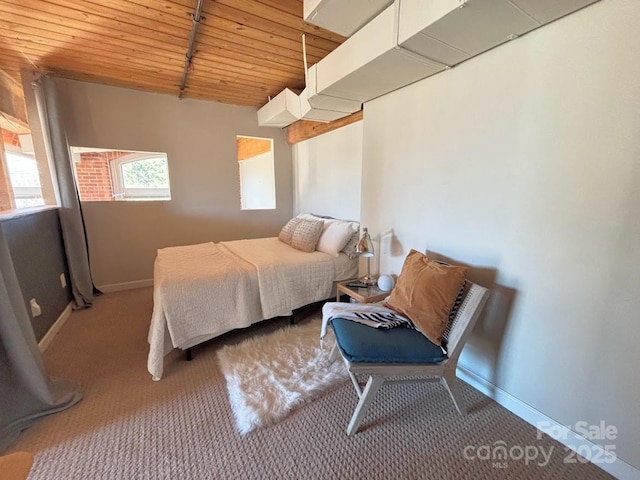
[1,129,46,212]
[5,151,44,209]
[70,147,171,202]
[111,154,171,200]
[236,136,275,210]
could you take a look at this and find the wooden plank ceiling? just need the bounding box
[0,0,345,107]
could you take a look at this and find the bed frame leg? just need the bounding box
[185,348,193,362]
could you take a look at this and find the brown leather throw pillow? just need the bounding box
[386,249,468,346]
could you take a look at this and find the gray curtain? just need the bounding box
[0,224,81,453]
[34,76,97,308]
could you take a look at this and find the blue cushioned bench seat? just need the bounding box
[331,318,447,364]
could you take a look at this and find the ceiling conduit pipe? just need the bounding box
[178,0,205,99]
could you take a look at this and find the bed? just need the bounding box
[147,234,358,380]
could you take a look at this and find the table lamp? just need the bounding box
[356,227,376,286]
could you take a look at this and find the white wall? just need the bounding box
[361,0,639,470]
[55,79,293,287]
[239,151,276,210]
[293,121,362,220]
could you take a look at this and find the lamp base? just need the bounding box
[360,274,377,286]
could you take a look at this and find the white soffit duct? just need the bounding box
[312,4,447,104]
[257,89,301,128]
[304,65,361,114]
[397,0,601,64]
[509,0,601,24]
[256,87,358,128]
[303,0,394,37]
[308,0,601,105]
[258,0,600,128]
[299,88,358,123]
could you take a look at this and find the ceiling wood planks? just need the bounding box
[236,136,271,160]
[0,0,345,107]
[0,68,29,133]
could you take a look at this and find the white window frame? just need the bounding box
[109,153,171,201]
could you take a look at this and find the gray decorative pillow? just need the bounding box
[291,218,324,252]
[278,217,302,245]
[341,230,361,258]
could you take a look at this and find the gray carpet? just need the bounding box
[8,288,611,479]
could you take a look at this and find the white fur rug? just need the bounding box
[217,317,347,435]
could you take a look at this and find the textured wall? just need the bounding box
[293,121,363,221]
[361,0,639,470]
[2,208,72,341]
[54,79,293,287]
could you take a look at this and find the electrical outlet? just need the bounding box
[30,298,42,317]
[60,273,67,288]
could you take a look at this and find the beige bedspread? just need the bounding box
[147,242,260,381]
[222,237,336,319]
[147,238,355,381]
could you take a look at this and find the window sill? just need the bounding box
[0,205,58,222]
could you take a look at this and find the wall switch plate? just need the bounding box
[60,273,67,288]
[30,298,42,317]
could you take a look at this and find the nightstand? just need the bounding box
[336,280,389,304]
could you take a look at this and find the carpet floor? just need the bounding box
[8,288,612,479]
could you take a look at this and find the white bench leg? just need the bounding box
[329,344,339,362]
[442,371,466,416]
[348,370,362,398]
[347,375,384,435]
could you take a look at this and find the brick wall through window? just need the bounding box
[2,129,21,148]
[74,151,130,201]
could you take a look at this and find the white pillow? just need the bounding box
[316,219,358,257]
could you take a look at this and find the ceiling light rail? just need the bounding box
[178,0,206,99]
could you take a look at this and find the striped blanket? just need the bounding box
[320,302,414,341]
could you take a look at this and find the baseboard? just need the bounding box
[97,279,153,293]
[457,365,638,480]
[39,302,73,353]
